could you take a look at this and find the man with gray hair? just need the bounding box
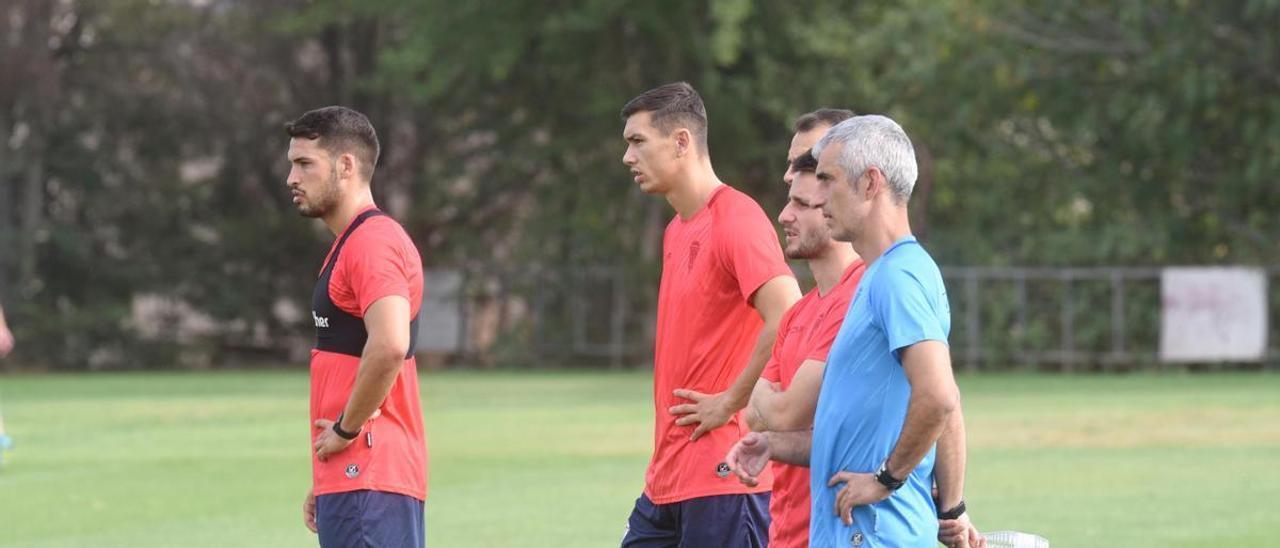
[726,115,980,547]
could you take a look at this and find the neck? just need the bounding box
[665,158,723,220]
[851,205,912,266]
[322,187,377,236]
[809,242,859,296]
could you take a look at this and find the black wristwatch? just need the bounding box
[938,500,966,520]
[332,413,361,440]
[874,461,906,491]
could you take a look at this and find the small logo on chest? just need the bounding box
[687,241,701,270]
[312,311,330,328]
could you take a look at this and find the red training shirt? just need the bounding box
[646,185,795,504]
[310,206,428,501]
[760,260,865,548]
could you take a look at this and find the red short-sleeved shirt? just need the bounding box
[646,185,795,504]
[759,260,865,548]
[310,206,428,501]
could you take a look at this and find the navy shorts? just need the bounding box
[621,492,770,548]
[316,489,425,548]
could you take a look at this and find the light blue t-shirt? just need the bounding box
[809,236,951,547]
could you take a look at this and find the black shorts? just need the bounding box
[621,492,770,548]
[316,489,425,548]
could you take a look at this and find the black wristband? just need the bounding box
[874,461,906,491]
[938,500,966,520]
[332,413,360,440]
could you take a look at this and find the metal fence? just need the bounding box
[435,265,1280,371]
[944,266,1279,372]
[435,265,650,368]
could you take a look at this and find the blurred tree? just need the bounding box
[0,0,1275,369]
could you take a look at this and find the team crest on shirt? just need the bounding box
[345,464,360,478]
[687,241,701,270]
[851,532,864,546]
[715,462,730,478]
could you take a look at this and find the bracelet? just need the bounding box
[332,413,360,440]
[938,500,966,520]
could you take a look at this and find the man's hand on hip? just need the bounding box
[313,418,355,461]
[669,388,739,441]
[827,471,891,525]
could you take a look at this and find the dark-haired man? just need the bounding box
[783,108,855,186]
[618,82,802,547]
[747,108,861,548]
[286,106,427,548]
[727,115,981,548]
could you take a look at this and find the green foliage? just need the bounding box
[0,0,1276,368]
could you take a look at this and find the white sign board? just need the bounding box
[416,269,463,353]
[1160,267,1268,362]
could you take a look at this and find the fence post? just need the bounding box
[458,269,471,361]
[531,269,545,364]
[965,270,980,373]
[1109,270,1124,372]
[1016,270,1029,370]
[1062,272,1075,373]
[571,269,587,356]
[610,266,626,370]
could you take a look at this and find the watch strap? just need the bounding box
[332,413,361,440]
[874,461,906,491]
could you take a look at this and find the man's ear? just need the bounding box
[338,153,358,181]
[862,167,886,200]
[673,128,692,158]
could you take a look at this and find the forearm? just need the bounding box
[725,323,779,409]
[886,387,956,479]
[933,400,967,510]
[746,382,773,431]
[766,430,813,467]
[750,384,812,432]
[339,346,402,430]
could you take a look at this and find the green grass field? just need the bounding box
[0,370,1277,547]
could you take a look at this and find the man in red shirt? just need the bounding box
[0,299,13,358]
[746,109,862,548]
[285,106,427,548]
[619,82,802,547]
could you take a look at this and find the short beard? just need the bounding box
[298,166,341,218]
[785,234,826,260]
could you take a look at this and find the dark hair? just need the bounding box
[284,106,381,179]
[791,149,819,173]
[620,82,709,150]
[793,108,855,133]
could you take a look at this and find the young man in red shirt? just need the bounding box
[285,106,427,547]
[0,299,13,358]
[619,82,802,547]
[747,109,862,548]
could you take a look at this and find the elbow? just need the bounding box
[935,387,960,419]
[773,404,814,431]
[368,339,409,370]
[918,385,959,422]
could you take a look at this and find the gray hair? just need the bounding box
[811,115,918,203]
